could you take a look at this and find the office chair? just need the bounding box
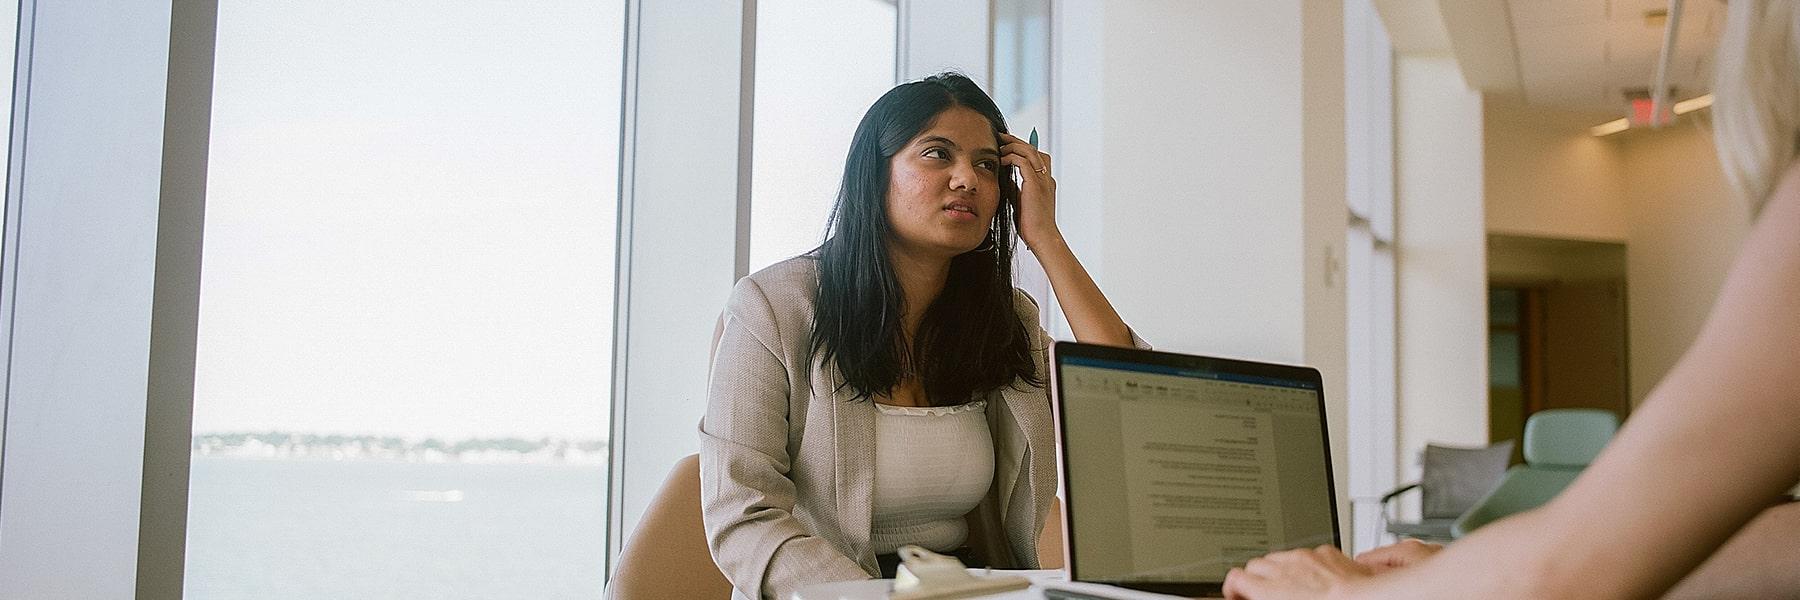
[606,454,732,600]
[1379,441,1514,542]
[1038,498,1065,569]
[1451,409,1620,537]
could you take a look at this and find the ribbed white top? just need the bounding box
[868,399,995,555]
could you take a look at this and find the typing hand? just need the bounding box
[1351,539,1443,574]
[1223,545,1371,600]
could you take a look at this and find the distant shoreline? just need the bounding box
[192,432,609,464]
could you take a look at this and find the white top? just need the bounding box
[868,399,996,555]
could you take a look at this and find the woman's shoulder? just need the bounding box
[746,255,820,289]
[1009,287,1043,320]
[725,256,819,336]
[737,256,819,306]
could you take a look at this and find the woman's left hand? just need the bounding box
[997,131,1061,250]
[1222,545,1372,600]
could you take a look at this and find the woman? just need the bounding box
[1222,1,1800,598]
[698,73,1145,600]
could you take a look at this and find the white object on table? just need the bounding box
[890,546,1031,600]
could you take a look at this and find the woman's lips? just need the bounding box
[944,201,978,221]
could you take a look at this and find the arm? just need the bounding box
[1662,500,1800,599]
[1228,164,1800,600]
[998,132,1134,347]
[699,278,868,600]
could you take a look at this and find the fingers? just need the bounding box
[1353,539,1442,572]
[998,132,1050,175]
[1223,567,1263,600]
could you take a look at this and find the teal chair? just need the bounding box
[1451,409,1620,537]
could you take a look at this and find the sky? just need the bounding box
[192,0,898,440]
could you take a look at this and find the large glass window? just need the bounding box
[748,0,897,273]
[186,2,623,598]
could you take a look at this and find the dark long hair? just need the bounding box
[809,73,1040,406]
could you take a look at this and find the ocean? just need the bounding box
[184,456,609,599]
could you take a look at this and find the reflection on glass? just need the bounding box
[992,0,1054,316]
[186,2,622,598]
[749,0,897,273]
[992,0,1051,137]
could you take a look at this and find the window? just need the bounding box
[186,3,624,598]
[747,0,897,273]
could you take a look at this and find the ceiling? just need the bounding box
[1378,0,1729,118]
[1510,0,1724,112]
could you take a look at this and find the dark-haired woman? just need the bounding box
[699,73,1147,600]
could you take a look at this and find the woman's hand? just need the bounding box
[997,131,1059,251]
[1223,545,1372,600]
[1352,539,1442,574]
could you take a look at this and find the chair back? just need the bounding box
[606,454,732,600]
[1037,498,1065,569]
[1418,441,1514,520]
[1523,408,1619,468]
[1452,409,1619,537]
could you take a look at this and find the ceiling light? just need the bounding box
[1590,118,1630,137]
[1672,93,1714,115]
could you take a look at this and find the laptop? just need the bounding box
[1047,342,1341,598]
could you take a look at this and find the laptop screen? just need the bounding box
[1052,343,1339,589]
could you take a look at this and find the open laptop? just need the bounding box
[1048,342,1341,598]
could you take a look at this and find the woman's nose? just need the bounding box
[948,161,979,192]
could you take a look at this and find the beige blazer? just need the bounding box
[699,257,1144,600]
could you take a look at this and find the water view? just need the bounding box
[184,443,608,600]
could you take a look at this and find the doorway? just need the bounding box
[1487,236,1630,462]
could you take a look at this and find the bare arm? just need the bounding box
[1662,500,1800,600]
[1031,234,1134,346]
[998,131,1134,346]
[1226,165,1800,600]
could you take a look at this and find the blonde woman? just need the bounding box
[1224,1,1800,598]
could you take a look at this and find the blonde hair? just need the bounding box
[1713,0,1800,216]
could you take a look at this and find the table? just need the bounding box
[791,570,1198,599]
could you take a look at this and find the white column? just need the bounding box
[1301,0,1351,547]
[608,0,752,576]
[0,1,209,598]
[1394,54,1488,477]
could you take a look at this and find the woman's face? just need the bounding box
[884,106,1002,260]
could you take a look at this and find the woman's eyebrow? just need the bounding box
[918,135,999,157]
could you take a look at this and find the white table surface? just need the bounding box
[790,570,1198,600]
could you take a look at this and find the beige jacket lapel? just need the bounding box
[827,364,878,572]
[996,381,1052,563]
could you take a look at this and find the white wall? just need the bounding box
[1056,0,1350,541]
[1394,55,1488,470]
[1484,98,1628,242]
[608,0,749,570]
[1617,118,1749,406]
[1086,2,1306,361]
[898,0,990,83]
